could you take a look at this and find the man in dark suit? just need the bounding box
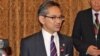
[20,1,73,56]
[72,0,100,56]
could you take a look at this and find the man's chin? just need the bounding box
[55,29,60,32]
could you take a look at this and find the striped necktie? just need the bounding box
[50,35,57,56]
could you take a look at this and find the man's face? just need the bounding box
[90,0,100,11]
[39,6,64,33]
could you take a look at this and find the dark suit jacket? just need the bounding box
[72,8,100,56]
[20,31,73,56]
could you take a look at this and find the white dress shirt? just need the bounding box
[92,10,100,24]
[42,28,60,56]
[92,10,100,39]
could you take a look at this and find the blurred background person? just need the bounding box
[72,0,100,56]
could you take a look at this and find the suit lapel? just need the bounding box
[88,9,95,36]
[58,33,66,56]
[86,8,99,46]
[88,9,96,40]
[36,31,47,56]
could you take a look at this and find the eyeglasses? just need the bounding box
[44,15,65,21]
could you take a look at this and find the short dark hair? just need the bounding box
[37,1,61,16]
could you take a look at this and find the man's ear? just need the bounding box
[39,16,45,24]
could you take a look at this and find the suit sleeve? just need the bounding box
[20,39,29,56]
[72,12,90,53]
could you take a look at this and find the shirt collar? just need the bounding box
[92,9,100,14]
[42,28,58,38]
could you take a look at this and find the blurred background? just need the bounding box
[0,0,90,56]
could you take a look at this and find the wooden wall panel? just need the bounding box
[0,0,44,56]
[23,0,43,36]
[0,0,9,38]
[0,0,90,56]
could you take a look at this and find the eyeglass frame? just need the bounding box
[43,15,65,21]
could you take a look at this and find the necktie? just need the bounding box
[94,13,99,35]
[95,13,99,26]
[50,35,57,56]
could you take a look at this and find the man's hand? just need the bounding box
[87,45,100,56]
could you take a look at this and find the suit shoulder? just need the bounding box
[59,34,73,45]
[59,33,72,41]
[21,31,41,42]
[78,8,91,14]
[64,35,72,41]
